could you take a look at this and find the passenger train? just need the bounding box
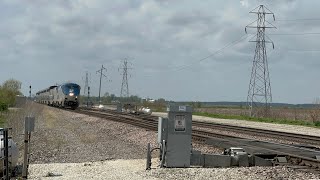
[36,83,81,110]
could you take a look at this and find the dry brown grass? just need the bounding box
[1,101,45,164]
[195,107,317,122]
[5,101,44,142]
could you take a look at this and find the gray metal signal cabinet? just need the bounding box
[158,105,192,167]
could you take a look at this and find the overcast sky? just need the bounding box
[0,0,319,104]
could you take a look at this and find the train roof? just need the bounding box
[36,82,80,95]
[36,85,57,94]
[61,82,80,87]
[49,85,58,89]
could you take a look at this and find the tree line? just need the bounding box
[0,79,22,111]
[79,92,144,105]
[78,92,169,106]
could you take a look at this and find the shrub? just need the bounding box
[0,102,8,111]
[314,121,320,127]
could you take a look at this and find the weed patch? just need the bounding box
[314,121,320,127]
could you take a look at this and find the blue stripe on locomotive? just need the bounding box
[61,83,81,96]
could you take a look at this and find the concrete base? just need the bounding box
[190,153,273,168]
[203,154,231,168]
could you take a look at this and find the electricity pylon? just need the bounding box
[119,59,132,98]
[245,5,276,117]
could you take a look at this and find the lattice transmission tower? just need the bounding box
[245,5,276,117]
[119,59,132,98]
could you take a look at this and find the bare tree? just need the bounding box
[2,79,22,95]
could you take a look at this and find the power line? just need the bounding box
[276,18,320,21]
[136,33,252,79]
[247,32,320,36]
[267,32,320,35]
[174,33,250,71]
[287,49,320,52]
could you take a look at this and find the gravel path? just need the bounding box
[25,105,320,179]
[29,159,320,180]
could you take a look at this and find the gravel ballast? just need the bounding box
[24,105,320,179]
[29,106,157,163]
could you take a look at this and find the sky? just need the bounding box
[0,0,319,104]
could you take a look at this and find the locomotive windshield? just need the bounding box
[61,83,81,96]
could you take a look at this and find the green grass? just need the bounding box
[200,105,246,109]
[193,112,320,128]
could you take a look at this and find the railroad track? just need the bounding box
[192,121,320,147]
[75,109,157,130]
[73,108,320,169]
[119,112,320,147]
[78,108,320,148]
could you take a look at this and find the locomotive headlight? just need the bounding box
[69,92,74,96]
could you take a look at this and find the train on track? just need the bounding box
[35,82,81,110]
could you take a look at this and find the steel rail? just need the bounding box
[192,121,320,146]
[119,112,320,146]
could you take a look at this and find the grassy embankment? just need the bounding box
[193,112,320,128]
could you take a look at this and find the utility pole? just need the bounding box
[245,5,276,117]
[96,65,108,105]
[119,59,132,98]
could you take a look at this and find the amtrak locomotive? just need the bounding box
[36,83,81,109]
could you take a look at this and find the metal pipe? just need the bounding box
[160,140,166,168]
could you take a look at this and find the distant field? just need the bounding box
[148,104,318,122]
[193,112,320,128]
[195,107,314,121]
[193,106,320,128]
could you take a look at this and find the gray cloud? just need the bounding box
[0,0,319,103]
[167,11,215,27]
